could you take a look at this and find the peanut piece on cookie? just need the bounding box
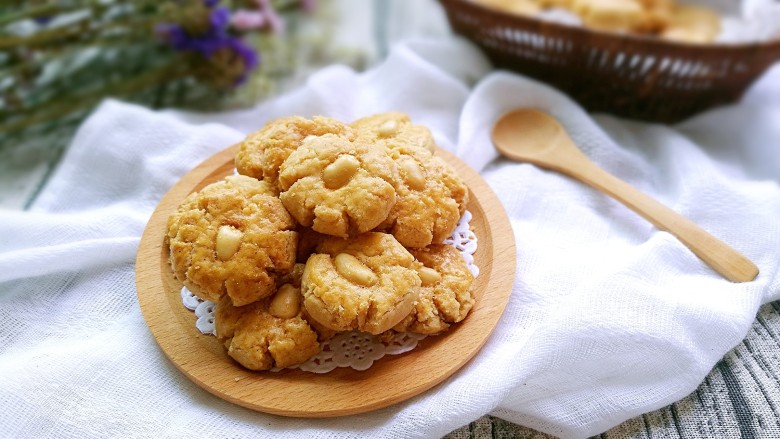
[301,232,422,335]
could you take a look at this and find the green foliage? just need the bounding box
[0,0,335,148]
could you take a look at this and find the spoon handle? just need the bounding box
[563,159,759,283]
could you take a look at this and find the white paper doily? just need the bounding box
[181,210,478,372]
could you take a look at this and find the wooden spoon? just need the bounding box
[492,108,759,283]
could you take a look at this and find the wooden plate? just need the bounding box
[135,144,516,417]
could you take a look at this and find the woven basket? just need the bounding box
[439,0,780,122]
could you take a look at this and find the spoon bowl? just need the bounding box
[492,108,759,283]
[492,109,566,161]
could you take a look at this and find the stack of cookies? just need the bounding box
[166,113,477,371]
[476,0,721,43]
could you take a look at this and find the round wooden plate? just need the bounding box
[135,144,516,418]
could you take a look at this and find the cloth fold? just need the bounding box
[1,37,779,438]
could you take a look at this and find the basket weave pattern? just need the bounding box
[440,0,780,122]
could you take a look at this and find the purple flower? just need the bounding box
[209,6,230,30]
[224,38,259,85]
[156,4,260,86]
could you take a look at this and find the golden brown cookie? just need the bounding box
[352,112,437,154]
[636,0,673,31]
[660,4,720,43]
[475,0,543,16]
[393,245,476,334]
[571,0,647,32]
[167,175,297,306]
[278,134,399,238]
[302,232,422,334]
[214,284,321,370]
[235,115,355,190]
[378,144,469,248]
[536,0,574,10]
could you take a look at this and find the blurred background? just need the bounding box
[3,0,779,209]
[0,0,451,208]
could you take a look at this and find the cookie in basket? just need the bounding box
[235,115,355,190]
[636,0,673,31]
[302,232,422,335]
[393,244,476,335]
[166,175,297,306]
[571,0,650,32]
[474,0,542,16]
[214,282,326,370]
[660,4,721,43]
[278,133,399,238]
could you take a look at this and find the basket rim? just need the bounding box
[439,0,780,53]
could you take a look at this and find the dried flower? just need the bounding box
[156,1,259,87]
[0,0,330,142]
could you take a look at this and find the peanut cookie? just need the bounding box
[235,115,355,189]
[167,175,297,306]
[660,4,720,43]
[574,0,649,32]
[637,0,673,31]
[475,0,542,16]
[378,145,469,248]
[302,232,422,334]
[214,284,321,370]
[352,112,437,154]
[278,134,399,238]
[393,245,476,334]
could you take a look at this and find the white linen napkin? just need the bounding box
[1,38,779,438]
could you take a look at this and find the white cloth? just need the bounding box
[1,38,779,438]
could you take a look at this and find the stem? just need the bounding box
[0,61,189,134]
[1,42,169,117]
[0,0,161,27]
[0,14,159,50]
[0,3,67,27]
[271,0,305,12]
[1,35,157,78]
